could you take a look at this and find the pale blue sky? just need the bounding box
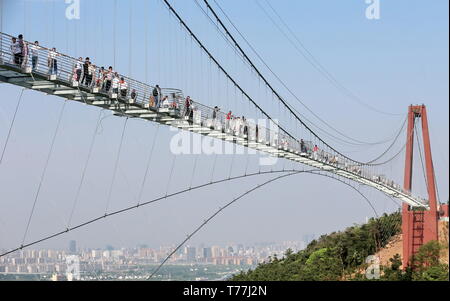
[0,0,448,251]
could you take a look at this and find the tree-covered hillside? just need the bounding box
[231,212,449,281]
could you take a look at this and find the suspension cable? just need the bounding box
[67,109,105,228]
[148,169,380,279]
[137,124,160,206]
[193,0,381,148]
[206,0,401,145]
[163,0,399,167]
[365,116,407,164]
[21,100,68,246]
[205,0,406,158]
[365,118,417,166]
[258,0,402,117]
[1,169,297,257]
[104,117,129,214]
[0,88,25,167]
[1,162,402,259]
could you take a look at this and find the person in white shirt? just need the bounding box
[85,62,95,87]
[161,96,170,108]
[30,41,40,71]
[111,72,120,94]
[47,47,58,75]
[95,67,105,88]
[104,66,113,92]
[119,77,128,98]
[74,57,83,82]
[10,37,22,65]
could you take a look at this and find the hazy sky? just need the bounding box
[0,0,448,252]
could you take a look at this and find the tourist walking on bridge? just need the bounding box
[153,85,161,108]
[18,35,29,68]
[30,41,40,71]
[184,96,192,117]
[86,62,95,87]
[112,73,120,94]
[226,111,232,132]
[10,37,21,65]
[119,77,128,98]
[313,144,319,160]
[74,57,83,82]
[81,57,90,85]
[47,47,59,75]
[105,66,113,92]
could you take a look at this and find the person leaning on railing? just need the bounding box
[87,62,96,87]
[96,67,105,88]
[184,96,192,117]
[81,57,90,85]
[74,57,83,82]
[112,73,120,94]
[119,77,128,98]
[161,96,170,108]
[104,66,113,92]
[130,89,137,103]
[18,35,29,68]
[47,47,59,75]
[10,37,22,65]
[30,41,40,71]
[153,85,162,108]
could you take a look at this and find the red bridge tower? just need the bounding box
[402,105,440,268]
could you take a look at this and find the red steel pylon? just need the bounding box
[402,105,439,268]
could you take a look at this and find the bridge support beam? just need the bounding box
[402,105,439,268]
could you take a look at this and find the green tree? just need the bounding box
[300,248,343,281]
[410,241,449,281]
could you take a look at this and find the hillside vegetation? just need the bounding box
[231,212,449,281]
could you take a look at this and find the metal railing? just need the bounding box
[0,32,425,206]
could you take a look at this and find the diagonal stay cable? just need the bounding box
[104,117,129,214]
[21,100,68,247]
[1,169,303,258]
[148,169,379,279]
[1,165,388,258]
[148,172,301,280]
[0,88,25,166]
[66,109,106,229]
[137,124,160,206]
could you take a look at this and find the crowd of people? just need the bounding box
[5,34,407,194]
[9,34,139,102]
[71,57,133,100]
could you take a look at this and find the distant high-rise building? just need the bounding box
[211,246,221,258]
[203,247,212,259]
[185,246,196,262]
[69,240,77,254]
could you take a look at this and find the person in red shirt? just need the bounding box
[313,145,319,160]
[226,111,232,132]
